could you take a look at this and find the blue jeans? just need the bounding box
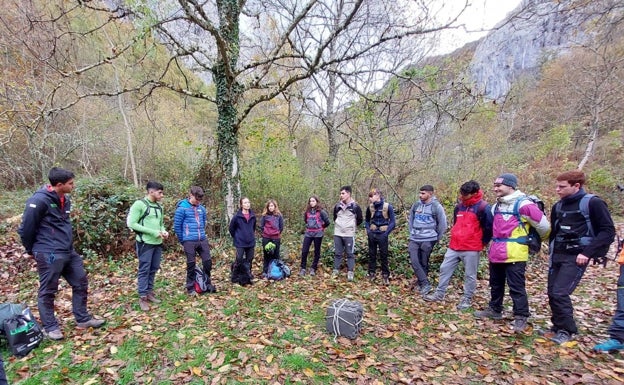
[33,251,91,332]
[408,240,436,287]
[608,264,624,342]
[333,236,355,271]
[489,262,529,317]
[136,242,162,297]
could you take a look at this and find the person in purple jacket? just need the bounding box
[174,186,212,296]
[259,199,284,277]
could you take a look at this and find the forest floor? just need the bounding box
[1,231,624,385]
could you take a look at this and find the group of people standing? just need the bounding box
[13,167,624,357]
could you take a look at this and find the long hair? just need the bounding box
[262,199,281,216]
[305,195,324,212]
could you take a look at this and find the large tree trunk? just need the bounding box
[214,0,242,221]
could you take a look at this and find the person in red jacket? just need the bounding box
[424,180,492,310]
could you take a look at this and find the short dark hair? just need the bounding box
[460,180,480,195]
[556,170,586,187]
[48,167,75,186]
[146,181,164,191]
[190,186,204,199]
[340,185,352,194]
[419,185,434,192]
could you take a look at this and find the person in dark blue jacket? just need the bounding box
[174,186,212,295]
[229,197,256,285]
[18,167,105,341]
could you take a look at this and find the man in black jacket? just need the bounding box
[18,167,105,341]
[544,170,615,344]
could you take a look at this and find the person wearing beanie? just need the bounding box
[474,173,550,334]
[545,170,615,345]
[407,184,448,296]
[424,180,493,311]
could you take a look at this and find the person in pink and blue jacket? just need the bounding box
[474,173,550,333]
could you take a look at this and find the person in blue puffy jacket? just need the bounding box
[174,186,212,296]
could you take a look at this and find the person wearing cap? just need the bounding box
[546,171,615,345]
[407,185,448,295]
[474,173,550,333]
[365,188,396,285]
[174,186,213,296]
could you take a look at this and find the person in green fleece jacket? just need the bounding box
[127,181,169,311]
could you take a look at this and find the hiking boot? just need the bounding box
[146,292,161,304]
[550,330,572,345]
[419,284,432,296]
[299,268,306,276]
[456,296,471,311]
[513,316,528,333]
[537,329,556,339]
[139,297,150,311]
[423,291,445,302]
[474,307,503,320]
[593,338,624,353]
[46,329,64,341]
[308,268,316,276]
[331,269,340,278]
[347,271,354,281]
[382,275,390,286]
[76,318,106,329]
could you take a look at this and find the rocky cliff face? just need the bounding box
[469,0,608,101]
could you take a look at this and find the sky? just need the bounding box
[434,0,523,54]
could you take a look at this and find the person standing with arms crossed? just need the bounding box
[332,186,363,281]
[18,167,105,340]
[127,181,169,311]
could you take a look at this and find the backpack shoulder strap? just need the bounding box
[579,193,595,237]
[382,202,389,219]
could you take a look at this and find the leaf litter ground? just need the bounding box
[1,235,624,385]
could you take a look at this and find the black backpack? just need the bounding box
[0,304,44,357]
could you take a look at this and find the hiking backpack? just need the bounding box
[0,304,44,357]
[494,195,546,255]
[127,198,162,242]
[267,259,291,280]
[193,267,216,294]
[553,194,595,246]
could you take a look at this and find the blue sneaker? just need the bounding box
[593,338,624,353]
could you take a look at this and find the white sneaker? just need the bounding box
[347,271,354,281]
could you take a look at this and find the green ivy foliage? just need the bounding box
[71,178,143,258]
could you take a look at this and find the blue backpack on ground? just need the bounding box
[267,259,291,280]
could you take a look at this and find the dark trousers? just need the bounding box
[547,253,587,334]
[33,251,91,332]
[300,236,323,270]
[136,242,162,297]
[368,232,389,276]
[236,246,255,277]
[261,238,281,274]
[183,239,212,293]
[408,240,436,286]
[608,264,624,342]
[488,262,529,317]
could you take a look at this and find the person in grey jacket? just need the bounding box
[407,185,447,295]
